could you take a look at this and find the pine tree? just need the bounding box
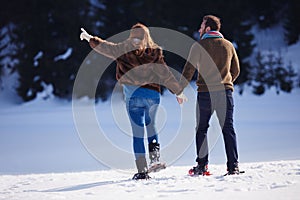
[284,0,300,45]
[251,51,296,95]
[1,0,297,101]
[6,0,106,101]
[0,2,19,83]
[0,29,7,78]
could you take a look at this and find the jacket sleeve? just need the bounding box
[230,47,240,82]
[152,50,183,95]
[89,36,125,59]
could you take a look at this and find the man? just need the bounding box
[179,15,240,175]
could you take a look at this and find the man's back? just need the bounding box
[197,38,240,92]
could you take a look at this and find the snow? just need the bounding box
[33,51,43,67]
[53,48,72,62]
[89,0,106,10]
[251,23,300,73]
[0,160,299,200]
[1,87,300,199]
[0,23,19,69]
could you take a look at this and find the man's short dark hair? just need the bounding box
[203,15,221,31]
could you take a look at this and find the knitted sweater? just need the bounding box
[180,37,240,92]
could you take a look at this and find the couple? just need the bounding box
[80,15,240,180]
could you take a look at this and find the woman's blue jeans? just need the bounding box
[126,97,160,159]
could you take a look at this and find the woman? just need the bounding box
[80,23,185,180]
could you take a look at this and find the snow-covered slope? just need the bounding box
[1,89,300,175]
[251,23,300,72]
[1,160,299,200]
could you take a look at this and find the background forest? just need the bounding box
[0,0,299,102]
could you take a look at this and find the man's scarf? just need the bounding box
[201,31,224,40]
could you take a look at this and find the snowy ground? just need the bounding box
[1,87,300,199]
[1,160,300,200]
[1,88,300,173]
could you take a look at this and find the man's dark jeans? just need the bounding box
[196,89,238,169]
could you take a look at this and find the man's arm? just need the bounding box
[179,43,199,90]
[230,47,240,82]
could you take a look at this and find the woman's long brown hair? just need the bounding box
[129,23,160,56]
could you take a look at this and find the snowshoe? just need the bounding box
[224,165,245,176]
[132,172,151,180]
[188,164,211,176]
[148,162,166,173]
[224,170,245,176]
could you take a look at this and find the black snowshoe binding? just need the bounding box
[224,163,245,176]
[133,157,151,180]
[132,172,151,180]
